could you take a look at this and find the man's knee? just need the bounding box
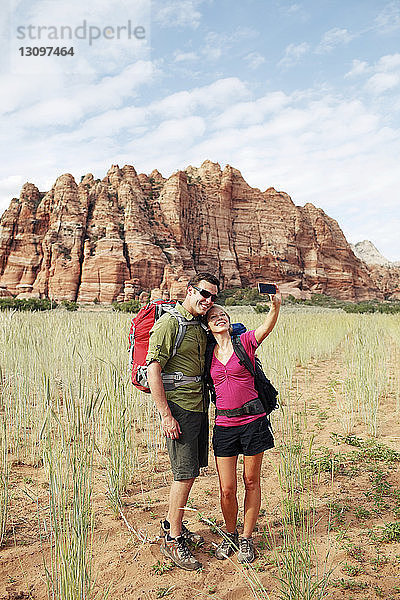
[177,476,196,486]
[172,476,196,490]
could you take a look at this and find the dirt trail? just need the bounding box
[1,344,400,600]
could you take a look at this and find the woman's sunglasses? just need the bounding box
[191,285,218,302]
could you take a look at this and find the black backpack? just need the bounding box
[204,333,279,416]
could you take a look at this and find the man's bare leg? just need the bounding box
[167,478,195,538]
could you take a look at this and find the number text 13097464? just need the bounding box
[19,47,75,56]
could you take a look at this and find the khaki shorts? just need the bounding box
[166,401,209,481]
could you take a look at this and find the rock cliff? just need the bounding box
[0,161,393,302]
[351,241,400,300]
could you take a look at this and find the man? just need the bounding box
[146,272,220,571]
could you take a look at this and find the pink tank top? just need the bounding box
[210,330,266,427]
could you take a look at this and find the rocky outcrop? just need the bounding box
[0,161,395,302]
[350,240,400,300]
[352,240,392,266]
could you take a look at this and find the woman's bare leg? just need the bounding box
[215,455,238,533]
[242,452,264,538]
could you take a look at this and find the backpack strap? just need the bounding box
[232,335,278,416]
[162,305,206,357]
[231,335,255,377]
[203,339,217,405]
[204,339,216,378]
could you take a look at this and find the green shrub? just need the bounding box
[224,297,235,306]
[59,300,78,311]
[0,298,57,311]
[218,286,272,306]
[254,304,269,313]
[112,300,141,313]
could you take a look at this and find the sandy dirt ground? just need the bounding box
[1,343,400,600]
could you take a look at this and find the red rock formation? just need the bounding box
[363,265,400,301]
[0,161,392,302]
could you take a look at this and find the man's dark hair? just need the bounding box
[188,272,220,292]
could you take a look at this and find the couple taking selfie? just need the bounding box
[146,272,281,571]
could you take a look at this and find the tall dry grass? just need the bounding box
[1,307,399,599]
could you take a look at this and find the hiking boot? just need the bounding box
[160,535,202,571]
[237,537,255,563]
[160,520,204,545]
[214,530,239,560]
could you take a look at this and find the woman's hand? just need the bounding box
[271,286,282,309]
[254,284,282,344]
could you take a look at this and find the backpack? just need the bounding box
[204,333,279,416]
[129,300,204,393]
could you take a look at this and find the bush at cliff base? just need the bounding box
[0,298,58,311]
[219,287,271,306]
[253,293,400,314]
[112,299,141,313]
[59,300,78,311]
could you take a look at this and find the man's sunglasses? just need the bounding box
[191,285,218,302]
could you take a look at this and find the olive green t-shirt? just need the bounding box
[146,303,207,412]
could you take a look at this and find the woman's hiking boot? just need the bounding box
[214,530,239,560]
[237,536,255,563]
[160,534,202,571]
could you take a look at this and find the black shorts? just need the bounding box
[166,401,209,481]
[212,415,274,458]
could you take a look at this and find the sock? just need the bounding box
[163,519,170,529]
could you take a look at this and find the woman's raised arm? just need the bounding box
[254,286,282,344]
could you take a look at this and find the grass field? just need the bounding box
[0,308,399,600]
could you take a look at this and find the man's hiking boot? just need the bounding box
[237,537,255,563]
[214,530,239,560]
[160,535,202,571]
[160,520,204,546]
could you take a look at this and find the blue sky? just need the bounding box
[1,0,400,260]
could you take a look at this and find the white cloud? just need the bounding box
[278,42,309,68]
[344,53,400,96]
[202,27,258,62]
[4,61,154,132]
[153,0,204,29]
[137,116,206,148]
[215,92,290,129]
[278,2,305,19]
[172,27,260,65]
[174,51,199,62]
[150,78,249,119]
[284,4,302,15]
[377,53,400,71]
[1,70,400,260]
[0,175,26,204]
[345,59,369,78]
[13,0,150,28]
[365,71,400,94]
[244,52,265,70]
[375,1,400,33]
[316,28,354,54]
[9,0,151,76]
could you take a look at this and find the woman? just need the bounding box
[205,288,281,563]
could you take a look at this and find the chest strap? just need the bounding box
[162,372,202,391]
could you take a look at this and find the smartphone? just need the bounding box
[257,283,277,295]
